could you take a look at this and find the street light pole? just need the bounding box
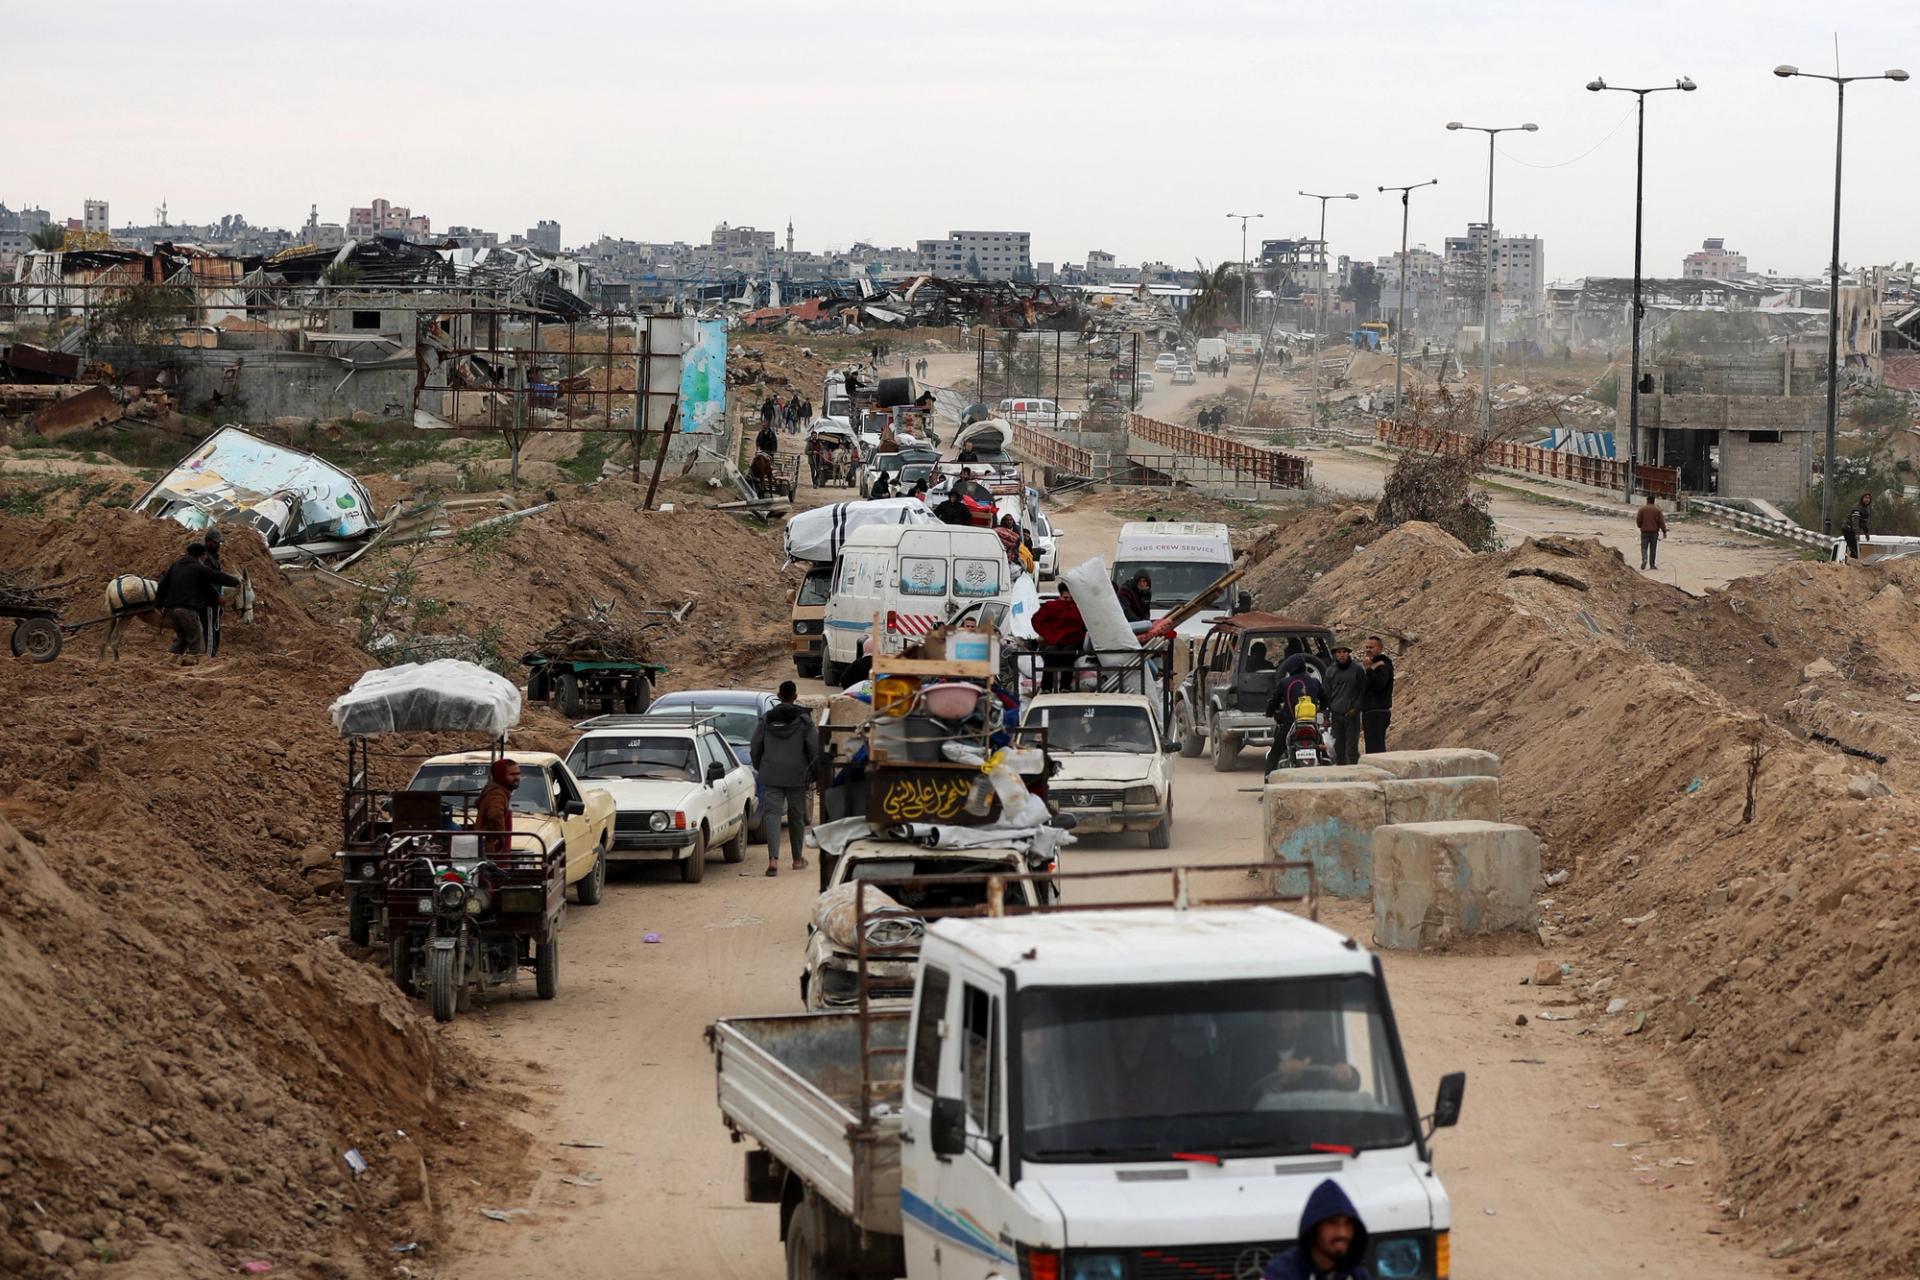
[1226,212,1264,330]
[1300,191,1358,431]
[1379,179,1439,423]
[1776,63,1908,536]
[1446,121,1538,436]
[1588,77,1696,503]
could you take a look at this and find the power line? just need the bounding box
[1496,105,1636,168]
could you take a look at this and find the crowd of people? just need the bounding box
[758,393,813,436]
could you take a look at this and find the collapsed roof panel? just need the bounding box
[132,426,378,549]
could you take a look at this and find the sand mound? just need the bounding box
[1239,503,1382,610]
[1289,526,1920,1275]
[0,513,530,1278]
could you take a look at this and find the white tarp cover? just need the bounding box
[133,426,377,546]
[330,659,522,738]
[1061,556,1139,654]
[784,496,938,564]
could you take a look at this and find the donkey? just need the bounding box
[101,570,254,659]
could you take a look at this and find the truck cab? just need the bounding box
[712,903,1464,1280]
[1112,521,1234,629]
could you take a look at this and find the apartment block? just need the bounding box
[1683,238,1748,280]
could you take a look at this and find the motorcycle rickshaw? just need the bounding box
[330,660,567,1021]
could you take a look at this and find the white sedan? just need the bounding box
[563,722,755,883]
[1022,693,1173,848]
[1153,352,1178,372]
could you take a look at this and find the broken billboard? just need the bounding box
[679,319,726,433]
[133,426,377,549]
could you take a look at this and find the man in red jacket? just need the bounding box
[1032,586,1086,692]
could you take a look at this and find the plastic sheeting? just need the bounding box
[783,496,938,564]
[1061,556,1139,654]
[329,659,522,738]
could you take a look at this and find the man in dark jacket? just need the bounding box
[1263,666,1324,775]
[1322,641,1366,766]
[751,681,819,877]
[1360,635,1393,755]
[1260,1178,1372,1280]
[934,490,972,526]
[152,542,240,657]
[1844,491,1872,559]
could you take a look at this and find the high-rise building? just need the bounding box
[83,199,109,234]
[1683,237,1747,280]
[1443,223,1545,311]
[528,220,562,253]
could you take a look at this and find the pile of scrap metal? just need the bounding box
[1,342,180,438]
[268,238,594,319]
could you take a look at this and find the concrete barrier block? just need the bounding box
[1381,776,1501,826]
[1360,748,1502,780]
[1264,781,1386,899]
[1372,820,1539,950]
[1265,764,1392,786]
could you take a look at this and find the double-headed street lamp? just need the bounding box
[1301,190,1357,429]
[1588,76,1696,503]
[1774,62,1909,536]
[1226,212,1264,330]
[1378,179,1439,422]
[1446,121,1538,436]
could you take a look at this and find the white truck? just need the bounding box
[711,900,1465,1280]
[1193,336,1228,369]
[1113,520,1235,630]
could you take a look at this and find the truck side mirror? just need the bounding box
[563,798,587,816]
[1429,1071,1466,1132]
[706,761,728,785]
[930,1096,967,1158]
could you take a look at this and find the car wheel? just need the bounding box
[680,829,707,883]
[795,657,821,681]
[1177,706,1205,758]
[1148,811,1172,850]
[721,811,748,863]
[1210,712,1240,773]
[575,840,607,905]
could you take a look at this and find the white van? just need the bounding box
[1113,520,1234,623]
[1193,336,1228,368]
[822,523,1012,682]
[997,397,1078,430]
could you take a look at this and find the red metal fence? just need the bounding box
[1009,420,1093,475]
[1128,414,1310,488]
[1373,420,1678,499]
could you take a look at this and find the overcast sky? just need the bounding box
[11,0,1918,281]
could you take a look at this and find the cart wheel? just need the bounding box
[389,935,415,997]
[347,892,371,948]
[680,830,707,883]
[535,936,559,1000]
[622,676,652,714]
[427,946,458,1023]
[554,670,581,719]
[10,617,62,664]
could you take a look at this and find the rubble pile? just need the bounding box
[1284,525,1920,1277]
[0,510,527,1279]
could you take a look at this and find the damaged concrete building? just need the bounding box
[1637,353,1821,502]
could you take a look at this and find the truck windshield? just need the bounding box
[564,737,698,782]
[1036,705,1157,753]
[1113,560,1233,610]
[1017,974,1414,1162]
[797,568,834,606]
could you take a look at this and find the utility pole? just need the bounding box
[1378,179,1438,423]
[1589,76,1697,500]
[1225,212,1264,330]
[1300,192,1357,431]
[1446,121,1538,436]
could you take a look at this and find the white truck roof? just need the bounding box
[930,906,1362,985]
[1115,521,1232,559]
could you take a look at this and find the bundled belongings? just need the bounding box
[532,605,654,661]
[329,659,523,737]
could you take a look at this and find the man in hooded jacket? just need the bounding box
[1323,641,1366,766]
[751,681,819,876]
[1260,1178,1373,1280]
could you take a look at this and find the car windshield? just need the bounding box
[1019,974,1414,1163]
[409,763,552,814]
[564,736,698,781]
[649,706,761,751]
[1113,559,1233,609]
[1033,704,1157,753]
[797,569,834,606]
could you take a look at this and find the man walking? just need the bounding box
[1844,491,1872,560]
[1636,494,1667,570]
[1360,635,1393,755]
[751,681,818,877]
[152,541,240,658]
[1323,640,1366,766]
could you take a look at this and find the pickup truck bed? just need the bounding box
[711,1010,909,1236]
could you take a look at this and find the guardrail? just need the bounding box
[1690,498,1835,552]
[1008,420,1093,475]
[1128,414,1310,488]
[1373,419,1680,500]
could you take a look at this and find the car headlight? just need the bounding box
[435,881,467,913]
[1123,785,1158,804]
[1368,1232,1438,1280]
[1067,1254,1129,1280]
[648,811,669,832]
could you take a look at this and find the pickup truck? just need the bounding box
[712,903,1465,1280]
[408,750,615,905]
